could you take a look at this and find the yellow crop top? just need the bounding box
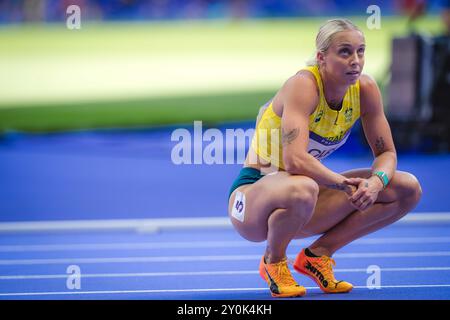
[250,65,360,169]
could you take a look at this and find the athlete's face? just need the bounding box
[318,30,365,85]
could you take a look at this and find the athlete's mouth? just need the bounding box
[346,71,360,75]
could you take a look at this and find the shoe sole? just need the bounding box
[293,263,352,294]
[271,291,306,298]
[260,269,307,298]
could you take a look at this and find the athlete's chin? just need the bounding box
[345,73,360,85]
[348,77,359,85]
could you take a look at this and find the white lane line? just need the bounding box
[0,241,260,252]
[1,288,266,297]
[0,217,231,233]
[0,241,263,252]
[353,284,450,289]
[1,251,450,265]
[2,237,450,252]
[0,212,448,234]
[2,267,450,280]
[1,284,450,297]
[0,271,256,280]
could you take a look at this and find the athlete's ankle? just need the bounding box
[264,251,286,264]
[306,246,332,257]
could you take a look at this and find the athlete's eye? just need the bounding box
[357,48,365,55]
[339,48,351,56]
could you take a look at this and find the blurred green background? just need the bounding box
[0,16,444,132]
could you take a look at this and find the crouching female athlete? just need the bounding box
[227,19,422,298]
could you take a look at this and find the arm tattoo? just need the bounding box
[375,137,385,153]
[325,183,347,191]
[282,128,299,145]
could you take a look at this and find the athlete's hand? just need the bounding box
[343,184,357,197]
[344,177,383,211]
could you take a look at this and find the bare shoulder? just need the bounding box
[280,69,319,114]
[359,73,383,116]
[359,74,380,99]
[285,69,318,91]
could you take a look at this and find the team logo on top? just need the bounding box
[314,110,324,123]
[344,108,353,123]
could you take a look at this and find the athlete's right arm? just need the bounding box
[281,75,355,194]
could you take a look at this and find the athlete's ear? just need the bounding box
[316,51,325,68]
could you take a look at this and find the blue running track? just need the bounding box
[0,123,449,300]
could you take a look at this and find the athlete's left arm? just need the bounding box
[358,74,397,190]
[346,75,398,209]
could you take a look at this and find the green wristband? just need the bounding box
[373,171,389,189]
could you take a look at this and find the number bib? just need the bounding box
[231,191,246,222]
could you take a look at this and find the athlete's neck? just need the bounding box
[319,67,349,111]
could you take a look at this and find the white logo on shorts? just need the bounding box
[231,191,246,222]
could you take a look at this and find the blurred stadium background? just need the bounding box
[2,1,450,301]
[0,0,449,222]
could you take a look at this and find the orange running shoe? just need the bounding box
[259,256,306,298]
[293,249,353,294]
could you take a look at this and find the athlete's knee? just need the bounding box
[385,172,422,221]
[406,173,422,203]
[240,230,267,243]
[287,177,319,212]
[393,171,422,204]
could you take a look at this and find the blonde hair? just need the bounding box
[306,19,363,66]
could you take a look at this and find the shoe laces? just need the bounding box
[270,260,298,287]
[319,256,336,280]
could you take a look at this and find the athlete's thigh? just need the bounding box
[228,171,316,242]
[336,168,412,202]
[296,168,370,236]
[297,168,408,237]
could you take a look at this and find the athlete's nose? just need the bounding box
[350,51,361,67]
